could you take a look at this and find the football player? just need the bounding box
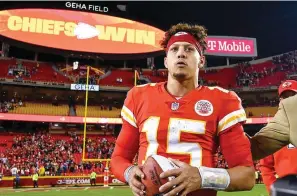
[111,23,255,196]
[259,80,297,194]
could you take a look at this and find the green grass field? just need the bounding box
[0,184,268,196]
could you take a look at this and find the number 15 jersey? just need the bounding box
[111,82,254,196]
[121,82,246,167]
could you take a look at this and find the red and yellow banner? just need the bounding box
[0,175,125,188]
[0,9,165,54]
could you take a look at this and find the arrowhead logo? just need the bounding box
[74,22,100,39]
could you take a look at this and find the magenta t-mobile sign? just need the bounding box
[205,36,257,57]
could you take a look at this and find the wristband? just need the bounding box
[197,166,230,190]
[124,165,136,184]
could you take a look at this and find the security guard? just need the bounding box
[90,170,97,186]
[32,171,38,188]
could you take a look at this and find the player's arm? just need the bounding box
[219,124,255,191]
[110,88,140,183]
[110,122,140,183]
[259,155,276,193]
[251,101,290,160]
[216,90,255,191]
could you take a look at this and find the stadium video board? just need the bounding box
[0,8,257,57]
[0,8,165,54]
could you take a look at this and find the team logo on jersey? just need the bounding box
[171,102,180,111]
[194,100,213,116]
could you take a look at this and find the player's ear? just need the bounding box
[198,55,205,69]
[164,57,168,69]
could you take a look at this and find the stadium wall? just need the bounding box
[0,175,125,188]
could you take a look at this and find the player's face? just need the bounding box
[164,42,205,81]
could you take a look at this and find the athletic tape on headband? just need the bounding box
[166,32,203,55]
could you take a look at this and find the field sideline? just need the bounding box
[0,184,268,196]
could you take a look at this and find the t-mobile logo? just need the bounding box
[207,40,217,50]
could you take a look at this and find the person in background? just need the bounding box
[251,81,297,160]
[90,170,97,186]
[11,165,17,177]
[258,80,297,195]
[39,165,45,176]
[32,171,38,188]
[14,173,20,189]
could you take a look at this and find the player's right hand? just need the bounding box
[128,166,146,196]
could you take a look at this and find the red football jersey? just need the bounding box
[111,82,252,196]
[260,144,297,193]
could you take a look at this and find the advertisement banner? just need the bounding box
[206,36,257,57]
[0,113,272,125]
[0,8,165,54]
[0,113,123,124]
[245,117,272,124]
[0,175,125,188]
[71,84,99,91]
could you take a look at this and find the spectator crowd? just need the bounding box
[0,131,115,177]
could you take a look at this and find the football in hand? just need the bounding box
[141,155,179,196]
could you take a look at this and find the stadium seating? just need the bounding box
[99,69,135,87]
[22,61,71,83]
[252,71,286,87]
[96,60,286,89]
[9,103,69,116]
[142,70,167,83]
[245,106,278,117]
[0,54,294,120]
[0,132,115,176]
[0,56,292,89]
[8,101,278,118]
[1,58,72,83]
[200,67,238,88]
[75,105,121,118]
[0,59,15,78]
[242,61,287,87]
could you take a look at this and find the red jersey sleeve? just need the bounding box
[219,123,254,168]
[110,88,140,183]
[259,155,276,193]
[217,90,246,134]
[120,87,138,128]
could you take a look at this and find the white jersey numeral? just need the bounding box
[142,117,206,167]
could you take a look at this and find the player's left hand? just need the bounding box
[159,158,202,196]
